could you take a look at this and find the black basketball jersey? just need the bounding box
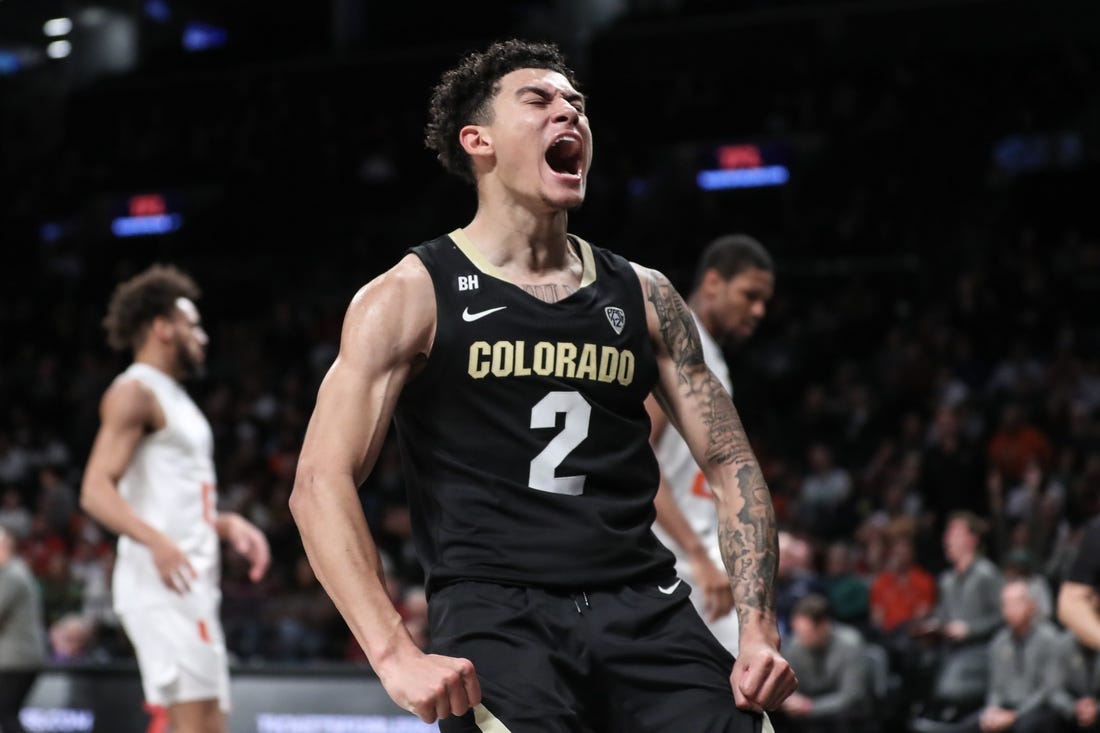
[393,229,676,594]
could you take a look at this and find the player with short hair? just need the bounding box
[648,233,775,656]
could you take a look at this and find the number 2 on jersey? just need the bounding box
[528,391,591,495]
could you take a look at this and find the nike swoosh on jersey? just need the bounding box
[462,306,508,322]
[658,579,682,594]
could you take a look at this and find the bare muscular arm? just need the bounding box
[290,254,479,723]
[635,264,794,711]
[80,379,197,592]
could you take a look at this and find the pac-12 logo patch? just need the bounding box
[605,306,625,335]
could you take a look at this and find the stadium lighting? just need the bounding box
[43,17,73,36]
[0,50,20,75]
[183,22,228,52]
[697,165,790,191]
[46,40,72,59]
[144,0,172,22]
[111,213,183,237]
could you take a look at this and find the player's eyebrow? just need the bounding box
[515,85,586,106]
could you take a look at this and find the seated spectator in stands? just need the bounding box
[776,532,826,640]
[0,525,46,733]
[777,594,868,733]
[954,580,1060,733]
[797,443,853,538]
[987,403,1052,484]
[1051,632,1100,731]
[0,488,31,540]
[919,511,1003,645]
[1002,548,1052,620]
[48,613,98,663]
[922,404,987,522]
[868,529,937,713]
[38,552,82,627]
[268,556,342,662]
[822,541,869,627]
[18,514,66,578]
[870,531,935,636]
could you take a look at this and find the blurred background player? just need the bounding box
[647,234,774,655]
[80,265,270,733]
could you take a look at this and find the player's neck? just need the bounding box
[688,295,719,342]
[133,348,181,381]
[464,200,571,274]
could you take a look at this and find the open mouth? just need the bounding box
[545,134,583,180]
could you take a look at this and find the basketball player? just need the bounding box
[80,265,269,733]
[291,40,794,732]
[648,235,774,656]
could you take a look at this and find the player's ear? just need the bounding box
[459,124,492,160]
[149,314,175,343]
[700,268,725,296]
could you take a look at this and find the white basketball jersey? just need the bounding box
[652,312,740,653]
[112,363,220,613]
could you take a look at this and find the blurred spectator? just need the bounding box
[955,580,1060,733]
[36,467,76,536]
[18,515,67,578]
[1051,632,1100,731]
[869,532,935,636]
[0,526,47,733]
[821,541,868,627]
[921,405,986,536]
[776,533,825,641]
[38,552,83,626]
[0,433,32,487]
[987,404,1053,484]
[0,488,32,540]
[48,613,101,663]
[926,512,1004,646]
[776,594,868,733]
[797,443,853,538]
[1001,549,1052,621]
[268,556,343,662]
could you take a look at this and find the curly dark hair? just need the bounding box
[424,39,578,184]
[102,264,201,351]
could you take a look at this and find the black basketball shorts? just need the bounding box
[429,578,769,733]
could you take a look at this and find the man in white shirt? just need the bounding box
[647,234,775,655]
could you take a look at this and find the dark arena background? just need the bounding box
[1,0,1099,731]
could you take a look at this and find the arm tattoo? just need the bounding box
[645,269,778,618]
[519,283,576,304]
